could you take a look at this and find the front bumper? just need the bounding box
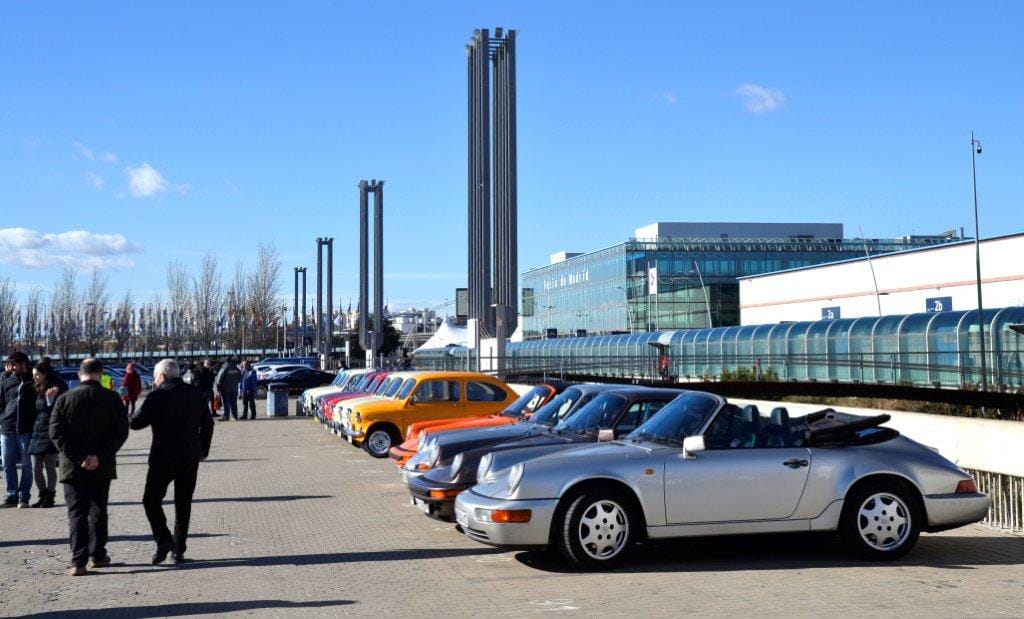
[390,445,415,467]
[454,490,559,548]
[407,474,471,521]
[923,492,991,532]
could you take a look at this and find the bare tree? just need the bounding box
[0,278,16,354]
[51,268,79,363]
[247,242,283,355]
[225,260,249,354]
[191,253,223,353]
[112,290,134,360]
[22,288,44,352]
[166,261,191,353]
[81,268,111,355]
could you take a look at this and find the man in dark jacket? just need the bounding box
[214,357,242,421]
[49,358,130,576]
[239,360,258,420]
[130,359,214,564]
[1,351,38,508]
[195,360,216,418]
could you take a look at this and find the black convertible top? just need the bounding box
[799,409,900,447]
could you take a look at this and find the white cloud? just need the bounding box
[73,141,117,163]
[125,162,188,198]
[654,91,679,106]
[85,172,105,190]
[736,83,786,113]
[0,227,140,270]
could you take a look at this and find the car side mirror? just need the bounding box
[683,435,705,459]
[597,429,615,442]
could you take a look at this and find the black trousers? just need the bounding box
[241,392,257,419]
[63,478,112,568]
[143,459,199,554]
[204,390,216,416]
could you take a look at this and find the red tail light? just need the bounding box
[955,479,978,494]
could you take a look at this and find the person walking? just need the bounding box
[195,361,216,418]
[29,362,67,508]
[121,363,142,415]
[1,352,37,508]
[239,361,258,420]
[49,358,130,577]
[214,357,241,422]
[130,359,214,565]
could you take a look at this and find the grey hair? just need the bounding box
[154,359,180,379]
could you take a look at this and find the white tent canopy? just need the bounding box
[414,318,468,353]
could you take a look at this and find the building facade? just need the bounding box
[521,222,960,340]
[740,233,1024,325]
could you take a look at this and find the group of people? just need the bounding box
[182,357,260,421]
[1,352,216,576]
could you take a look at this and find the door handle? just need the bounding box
[783,458,809,468]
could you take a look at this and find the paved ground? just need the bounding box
[1,397,1022,618]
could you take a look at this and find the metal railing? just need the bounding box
[966,468,1024,534]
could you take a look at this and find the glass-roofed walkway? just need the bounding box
[414,306,1024,390]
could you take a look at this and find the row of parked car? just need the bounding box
[55,363,155,393]
[300,369,991,570]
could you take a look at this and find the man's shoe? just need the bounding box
[1,496,18,508]
[217,417,230,422]
[17,499,30,508]
[41,491,56,508]
[30,493,47,508]
[68,566,87,577]
[171,552,184,564]
[151,543,172,565]
[90,555,111,569]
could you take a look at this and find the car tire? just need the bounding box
[555,488,636,571]
[363,426,398,458]
[840,479,921,561]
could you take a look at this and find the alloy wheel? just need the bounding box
[577,499,629,560]
[857,492,911,551]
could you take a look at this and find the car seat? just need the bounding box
[760,407,790,447]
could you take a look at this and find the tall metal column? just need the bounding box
[315,238,325,361]
[326,237,334,362]
[299,267,306,355]
[358,180,385,367]
[293,267,300,352]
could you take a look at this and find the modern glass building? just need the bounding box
[520,223,961,340]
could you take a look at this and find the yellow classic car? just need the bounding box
[340,371,517,457]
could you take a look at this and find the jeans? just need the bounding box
[1,433,33,501]
[64,478,111,567]
[33,453,59,494]
[143,459,199,554]
[221,390,238,419]
[241,392,257,418]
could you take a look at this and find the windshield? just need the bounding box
[555,393,627,433]
[331,372,348,387]
[384,377,404,397]
[530,387,583,425]
[398,378,417,399]
[627,393,719,443]
[500,386,551,418]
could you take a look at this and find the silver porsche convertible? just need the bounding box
[455,391,991,570]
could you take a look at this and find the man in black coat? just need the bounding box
[49,358,130,576]
[130,359,214,565]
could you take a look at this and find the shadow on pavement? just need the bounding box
[116,459,266,466]
[0,533,226,549]
[24,599,354,618]
[108,494,332,507]
[515,533,1024,573]
[120,546,505,574]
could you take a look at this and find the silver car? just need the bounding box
[455,391,991,570]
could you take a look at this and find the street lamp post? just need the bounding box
[971,132,987,392]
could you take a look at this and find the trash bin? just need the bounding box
[267,383,289,417]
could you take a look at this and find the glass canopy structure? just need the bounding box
[415,306,1024,390]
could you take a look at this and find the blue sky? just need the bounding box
[2,1,1022,311]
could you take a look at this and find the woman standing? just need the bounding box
[28,364,65,508]
[122,363,142,415]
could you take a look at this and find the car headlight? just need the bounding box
[352,411,360,424]
[507,463,525,495]
[451,453,464,476]
[477,452,494,481]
